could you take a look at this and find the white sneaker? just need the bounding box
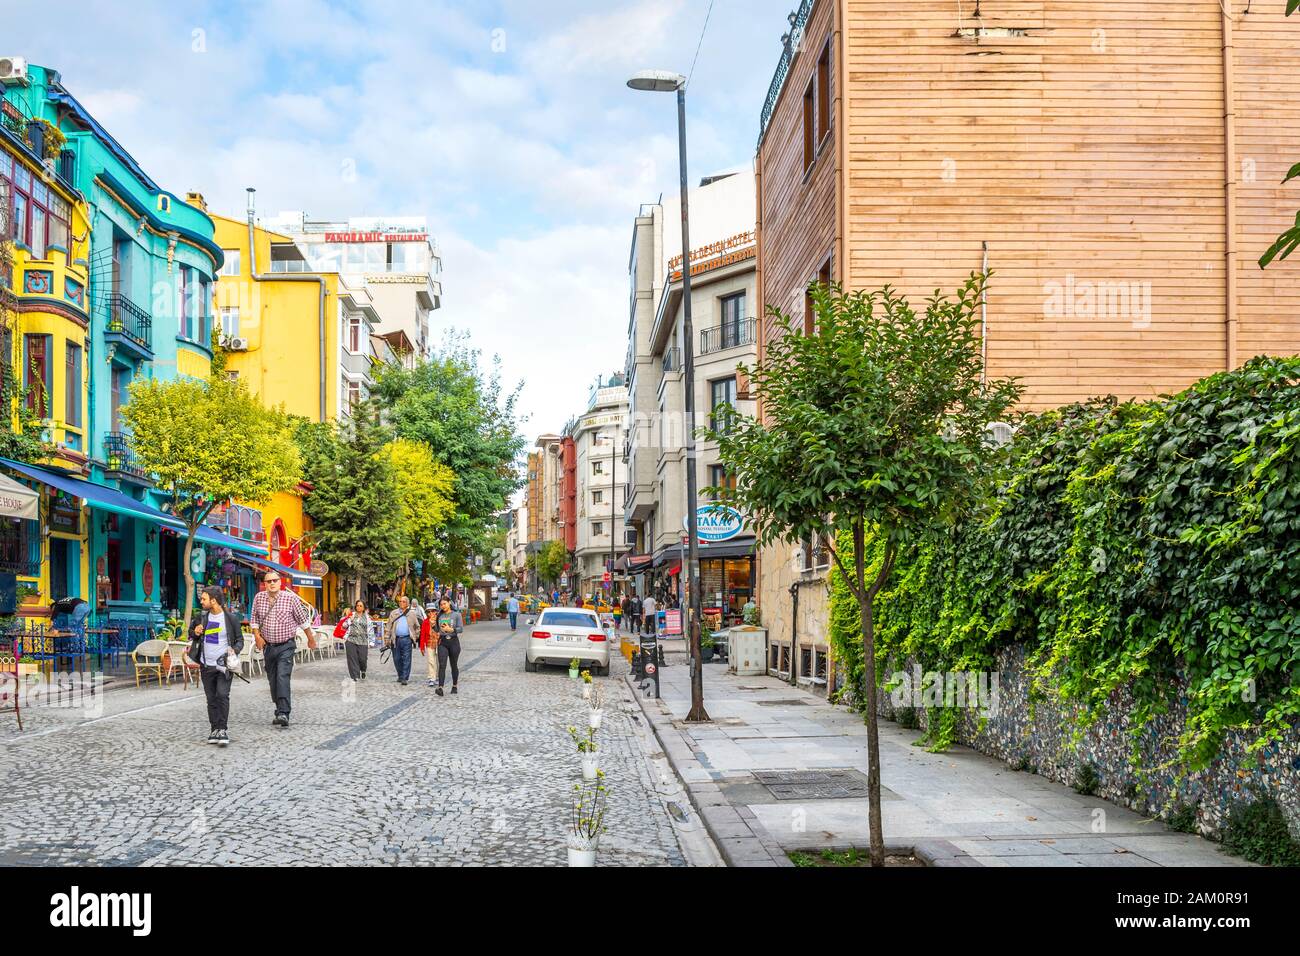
[207,730,219,745]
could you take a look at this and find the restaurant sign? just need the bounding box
[325,231,428,243]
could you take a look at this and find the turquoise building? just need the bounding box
[2,63,259,625]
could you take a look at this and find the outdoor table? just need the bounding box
[27,629,87,680]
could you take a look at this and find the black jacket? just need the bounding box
[188,609,245,666]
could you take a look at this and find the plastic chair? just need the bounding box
[165,641,199,688]
[131,639,169,688]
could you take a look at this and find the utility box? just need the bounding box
[727,626,767,676]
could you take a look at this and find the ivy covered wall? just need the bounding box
[829,356,1300,840]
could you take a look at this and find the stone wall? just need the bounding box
[876,643,1300,842]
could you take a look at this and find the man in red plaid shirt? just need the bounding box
[251,570,315,728]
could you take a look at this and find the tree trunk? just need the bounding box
[181,522,197,639]
[854,518,894,868]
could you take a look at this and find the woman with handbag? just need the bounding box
[190,585,244,747]
[342,600,371,681]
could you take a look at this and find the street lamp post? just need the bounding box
[627,69,709,722]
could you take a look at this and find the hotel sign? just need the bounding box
[668,230,756,282]
[325,231,428,243]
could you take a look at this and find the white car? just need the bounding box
[524,606,610,676]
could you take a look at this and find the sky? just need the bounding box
[8,0,792,447]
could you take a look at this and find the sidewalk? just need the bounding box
[628,660,1254,868]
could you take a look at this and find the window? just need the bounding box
[708,465,736,500]
[345,312,363,352]
[805,256,832,336]
[817,39,831,145]
[592,490,604,505]
[110,366,129,432]
[219,250,240,277]
[593,460,604,476]
[0,159,70,257]
[592,522,604,537]
[720,292,745,348]
[65,342,82,428]
[24,334,51,418]
[801,530,833,572]
[802,77,815,173]
[710,377,737,433]
[220,308,240,338]
[177,266,191,339]
[197,278,210,343]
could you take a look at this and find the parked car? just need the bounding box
[524,606,610,676]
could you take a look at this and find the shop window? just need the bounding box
[801,647,813,679]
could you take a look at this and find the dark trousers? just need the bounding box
[201,664,233,731]
[262,639,295,717]
[508,612,517,631]
[631,614,642,633]
[437,636,461,687]
[345,641,368,680]
[392,636,413,681]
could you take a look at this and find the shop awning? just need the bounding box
[0,471,40,520]
[234,555,322,588]
[695,538,757,560]
[0,458,265,555]
[614,552,654,571]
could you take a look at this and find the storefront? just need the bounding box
[650,536,756,627]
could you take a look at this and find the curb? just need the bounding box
[624,674,792,867]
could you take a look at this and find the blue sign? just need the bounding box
[694,505,744,542]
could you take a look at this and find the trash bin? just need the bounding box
[727,626,766,676]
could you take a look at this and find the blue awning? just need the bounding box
[0,458,264,555]
[234,555,322,588]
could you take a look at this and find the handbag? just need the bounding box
[333,614,349,640]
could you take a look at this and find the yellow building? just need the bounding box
[2,118,94,611]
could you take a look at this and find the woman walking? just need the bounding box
[343,600,371,681]
[190,585,243,747]
[430,597,464,695]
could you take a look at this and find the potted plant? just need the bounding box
[700,626,715,663]
[567,773,608,867]
[568,657,580,680]
[580,669,593,700]
[569,725,599,780]
[588,685,604,730]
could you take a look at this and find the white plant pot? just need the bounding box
[581,753,599,780]
[588,708,603,730]
[567,847,597,867]
[568,668,579,680]
[582,683,592,701]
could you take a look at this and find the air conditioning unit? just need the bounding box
[0,57,29,85]
[227,337,250,351]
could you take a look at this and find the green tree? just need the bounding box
[295,410,406,587]
[707,276,1021,866]
[381,437,455,591]
[123,376,301,633]
[533,540,568,588]
[371,335,525,581]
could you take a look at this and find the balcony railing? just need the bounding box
[700,318,756,355]
[0,518,41,576]
[103,432,150,481]
[106,292,152,353]
[662,348,681,373]
[758,0,816,150]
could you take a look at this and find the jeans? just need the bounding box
[508,612,517,631]
[391,636,413,682]
[437,635,461,687]
[262,639,295,718]
[200,664,233,730]
[345,641,368,680]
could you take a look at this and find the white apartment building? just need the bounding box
[262,212,442,360]
[621,168,759,624]
[572,379,629,598]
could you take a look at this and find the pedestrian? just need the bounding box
[251,570,315,729]
[629,591,642,634]
[431,597,464,695]
[612,597,623,634]
[191,585,243,747]
[385,595,424,686]
[507,593,520,632]
[343,599,371,681]
[641,591,657,637]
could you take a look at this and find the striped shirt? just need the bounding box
[251,589,314,645]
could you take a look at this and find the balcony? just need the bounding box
[105,292,153,361]
[700,318,756,356]
[103,432,152,484]
[662,348,681,373]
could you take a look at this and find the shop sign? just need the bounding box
[142,558,154,599]
[324,230,427,243]
[664,609,683,635]
[49,493,80,534]
[685,505,744,542]
[310,559,329,576]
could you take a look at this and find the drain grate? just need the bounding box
[753,699,810,707]
[753,769,869,800]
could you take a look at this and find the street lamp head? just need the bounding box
[627,70,686,93]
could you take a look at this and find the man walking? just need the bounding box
[641,591,657,637]
[628,591,642,635]
[507,593,520,632]
[385,595,424,686]
[250,571,315,729]
[192,585,243,746]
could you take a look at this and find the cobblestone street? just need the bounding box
[0,620,716,867]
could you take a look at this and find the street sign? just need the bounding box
[646,663,656,675]
[602,571,611,583]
